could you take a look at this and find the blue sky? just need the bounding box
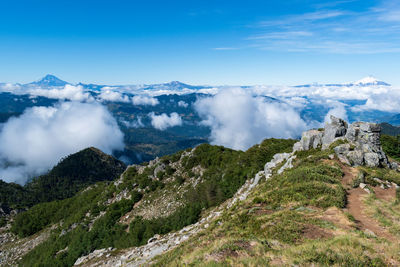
[1,0,400,85]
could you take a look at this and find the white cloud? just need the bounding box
[98,89,130,103]
[0,83,22,92]
[249,82,392,101]
[0,102,124,184]
[324,101,348,123]
[149,112,183,130]
[121,117,144,128]
[178,101,189,108]
[194,88,308,150]
[132,95,159,106]
[28,84,92,102]
[352,88,400,112]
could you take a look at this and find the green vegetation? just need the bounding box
[11,182,109,238]
[153,148,396,266]
[380,122,400,136]
[0,147,126,211]
[381,134,400,161]
[253,159,346,209]
[11,138,296,266]
[0,181,34,208]
[358,166,400,185]
[0,217,6,227]
[20,198,138,267]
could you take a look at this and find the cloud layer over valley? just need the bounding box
[195,88,309,150]
[1,75,400,184]
[0,102,124,184]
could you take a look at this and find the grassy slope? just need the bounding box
[153,147,400,266]
[9,138,295,267]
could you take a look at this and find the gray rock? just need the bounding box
[346,150,364,166]
[322,116,348,149]
[390,161,399,170]
[364,152,380,168]
[359,182,367,189]
[153,163,166,177]
[277,155,296,174]
[333,144,352,165]
[293,116,392,169]
[364,229,376,237]
[292,141,302,152]
[337,154,351,165]
[264,153,291,176]
[298,129,323,151]
[147,234,161,244]
[334,143,350,154]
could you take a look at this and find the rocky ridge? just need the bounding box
[74,151,297,266]
[74,116,396,266]
[294,115,396,169]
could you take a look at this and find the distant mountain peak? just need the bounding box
[353,76,390,86]
[164,81,190,87]
[294,76,391,88]
[143,80,209,90]
[28,74,69,87]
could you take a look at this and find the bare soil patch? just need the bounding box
[341,164,396,243]
[373,186,396,202]
[302,224,333,240]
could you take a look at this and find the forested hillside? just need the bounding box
[0,147,126,211]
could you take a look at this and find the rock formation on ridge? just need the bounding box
[294,115,394,169]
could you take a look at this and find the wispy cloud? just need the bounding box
[246,0,400,54]
[248,31,313,40]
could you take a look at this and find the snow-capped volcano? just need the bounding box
[353,76,390,86]
[294,76,391,88]
[26,74,69,87]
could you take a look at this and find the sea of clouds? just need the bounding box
[0,79,399,183]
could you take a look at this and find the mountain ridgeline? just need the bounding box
[2,139,295,266]
[0,147,126,211]
[1,117,400,266]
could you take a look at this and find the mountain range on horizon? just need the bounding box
[2,74,392,89]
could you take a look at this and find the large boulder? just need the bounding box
[322,116,348,149]
[344,122,389,167]
[293,129,323,151]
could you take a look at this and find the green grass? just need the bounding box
[381,134,400,161]
[152,145,400,267]
[12,138,296,267]
[253,163,346,209]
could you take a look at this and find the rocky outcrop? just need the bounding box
[322,116,348,149]
[293,130,323,151]
[295,115,393,168]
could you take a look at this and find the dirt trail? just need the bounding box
[340,164,396,243]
